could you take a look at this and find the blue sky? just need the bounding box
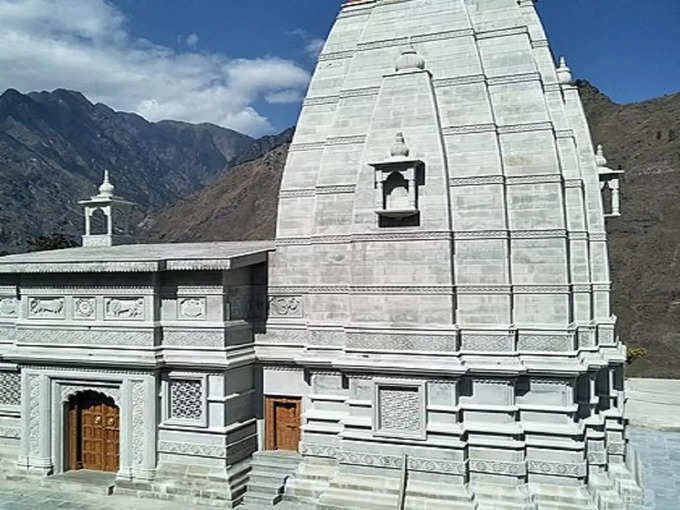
[0,0,678,136]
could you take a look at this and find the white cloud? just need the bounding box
[304,38,325,59]
[286,28,325,59]
[0,0,311,135]
[185,33,199,49]
[265,89,303,104]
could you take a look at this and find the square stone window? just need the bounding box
[373,379,426,440]
[162,372,208,428]
[0,371,20,410]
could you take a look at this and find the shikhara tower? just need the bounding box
[259,0,642,508]
[0,0,642,508]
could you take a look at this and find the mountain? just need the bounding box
[577,81,680,378]
[146,83,680,378]
[141,132,293,243]
[0,88,255,254]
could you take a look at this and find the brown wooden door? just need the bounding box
[68,392,119,472]
[265,397,301,451]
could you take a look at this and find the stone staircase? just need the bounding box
[314,471,477,510]
[115,460,251,507]
[530,484,597,510]
[471,483,536,510]
[243,450,302,506]
[283,458,337,506]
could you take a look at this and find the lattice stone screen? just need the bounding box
[375,383,425,439]
[169,379,203,421]
[0,371,20,406]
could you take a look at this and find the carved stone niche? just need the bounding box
[371,132,424,227]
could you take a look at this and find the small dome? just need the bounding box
[395,48,425,72]
[98,170,115,198]
[595,144,608,167]
[390,132,410,158]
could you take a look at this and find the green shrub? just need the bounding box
[626,346,648,365]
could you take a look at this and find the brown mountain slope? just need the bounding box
[578,81,680,377]
[141,141,291,243]
[146,84,680,377]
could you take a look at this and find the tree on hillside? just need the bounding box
[27,234,78,252]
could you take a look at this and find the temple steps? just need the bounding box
[530,483,596,509]
[242,450,302,506]
[472,483,536,510]
[282,460,337,505]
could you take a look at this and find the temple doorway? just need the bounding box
[265,396,301,451]
[66,391,120,472]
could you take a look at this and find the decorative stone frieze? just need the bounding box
[17,328,153,346]
[0,297,17,317]
[518,335,573,352]
[527,460,587,477]
[300,443,339,458]
[158,440,226,458]
[268,295,303,318]
[470,459,527,476]
[347,334,456,352]
[163,329,224,347]
[177,297,206,320]
[0,426,20,439]
[28,297,65,319]
[105,297,144,320]
[461,335,513,352]
[607,441,626,455]
[131,381,145,466]
[338,451,402,469]
[27,374,40,455]
[73,297,96,319]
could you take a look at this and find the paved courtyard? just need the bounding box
[629,427,680,510]
[0,428,675,509]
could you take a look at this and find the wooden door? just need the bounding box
[67,393,119,472]
[265,397,301,451]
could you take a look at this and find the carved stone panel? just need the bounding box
[374,380,426,439]
[28,297,65,319]
[169,379,203,421]
[73,297,96,320]
[105,297,144,320]
[0,371,20,406]
[177,298,206,320]
[0,297,18,318]
[268,295,303,318]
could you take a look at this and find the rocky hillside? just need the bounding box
[141,134,292,243]
[578,81,680,378]
[0,88,255,254]
[147,83,680,378]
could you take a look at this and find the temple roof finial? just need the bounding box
[557,56,572,85]
[97,169,115,199]
[390,132,410,159]
[395,47,425,72]
[595,144,608,167]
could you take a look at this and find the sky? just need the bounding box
[0,0,678,137]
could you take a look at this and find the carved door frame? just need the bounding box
[264,396,302,452]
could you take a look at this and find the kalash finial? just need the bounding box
[395,46,425,73]
[595,144,608,167]
[390,132,410,159]
[98,169,115,199]
[557,56,572,85]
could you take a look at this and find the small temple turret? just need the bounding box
[78,170,136,247]
[596,144,624,217]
